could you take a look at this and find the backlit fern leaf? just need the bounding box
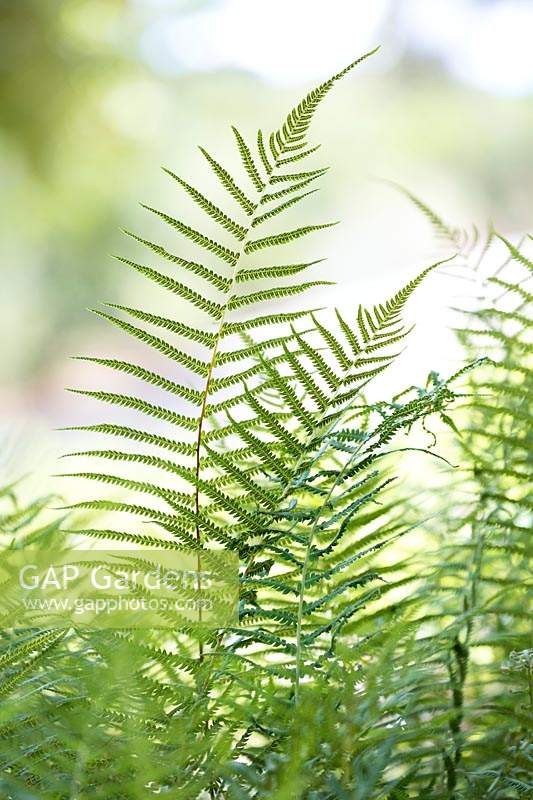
[63,79,447,734]
[56,58,467,795]
[104,303,216,346]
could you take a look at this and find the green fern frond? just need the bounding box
[261,173,326,203]
[256,129,272,175]
[495,233,533,274]
[222,308,322,334]
[58,471,193,508]
[215,329,314,365]
[53,55,479,798]
[334,308,361,360]
[0,630,65,672]
[62,448,197,482]
[104,303,216,346]
[276,145,321,166]
[61,424,196,456]
[269,167,329,185]
[271,47,379,156]
[281,343,329,409]
[209,350,305,391]
[387,182,463,246]
[489,276,533,303]
[64,527,183,549]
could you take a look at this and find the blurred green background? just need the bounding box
[1,0,532,475]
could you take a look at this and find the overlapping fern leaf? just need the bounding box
[40,54,465,792]
[61,46,449,558]
[384,197,532,799]
[1,41,531,795]
[62,54,449,610]
[443,229,532,798]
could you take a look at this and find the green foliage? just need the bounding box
[430,221,532,798]
[374,197,532,799]
[0,59,531,800]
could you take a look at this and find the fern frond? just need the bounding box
[276,145,321,166]
[224,413,292,481]
[272,48,379,155]
[209,350,304,391]
[242,389,304,457]
[269,167,328,185]
[61,424,196,456]
[290,326,339,391]
[281,343,329,409]
[215,329,314,365]
[58,471,193,508]
[63,449,196,482]
[0,630,65,672]
[256,129,272,175]
[387,183,463,246]
[495,233,533,274]
[489,276,533,304]
[261,173,326,203]
[222,308,322,334]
